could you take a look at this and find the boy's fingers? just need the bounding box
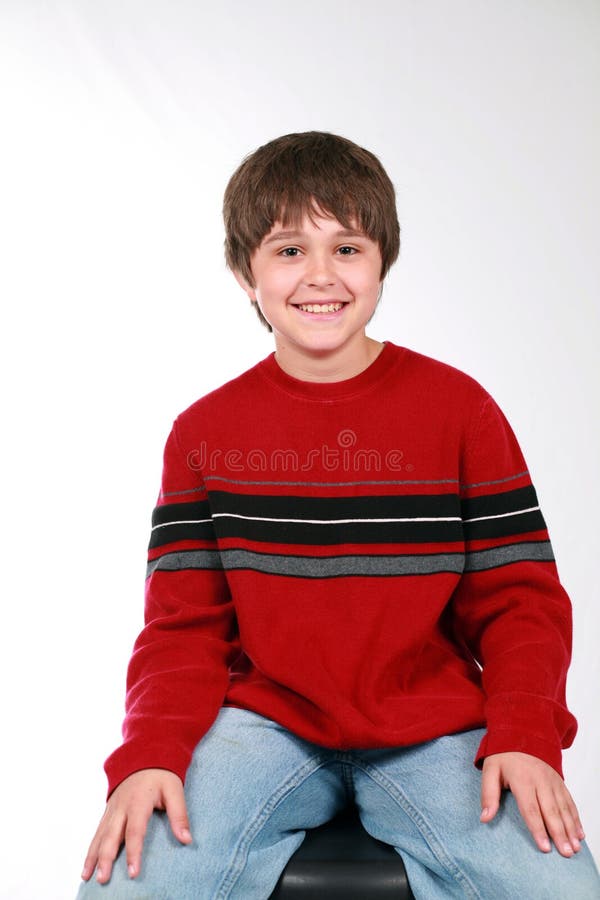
[480,753,584,859]
[81,820,111,881]
[536,785,581,857]
[81,843,99,881]
[93,811,127,884]
[125,812,150,878]
[512,785,555,854]
[81,811,112,880]
[480,761,501,822]
[555,784,585,846]
[569,799,586,841]
[95,846,118,885]
[96,833,124,884]
[164,779,193,843]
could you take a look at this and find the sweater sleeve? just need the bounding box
[450,393,577,779]
[103,418,241,798]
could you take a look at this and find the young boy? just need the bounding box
[78,131,600,898]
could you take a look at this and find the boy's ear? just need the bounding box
[232,269,257,303]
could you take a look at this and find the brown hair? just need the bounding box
[223,131,400,332]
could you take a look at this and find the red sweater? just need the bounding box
[104,341,577,796]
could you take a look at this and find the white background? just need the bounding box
[1,2,598,897]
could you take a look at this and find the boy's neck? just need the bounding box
[272,335,385,384]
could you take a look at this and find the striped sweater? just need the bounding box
[104,340,577,796]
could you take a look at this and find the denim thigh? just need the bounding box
[75,707,351,900]
[347,727,600,900]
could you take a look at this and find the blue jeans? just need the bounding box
[77,706,600,899]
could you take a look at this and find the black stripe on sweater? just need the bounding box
[147,484,547,549]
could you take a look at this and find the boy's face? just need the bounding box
[234,208,384,372]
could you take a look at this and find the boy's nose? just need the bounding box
[304,254,337,287]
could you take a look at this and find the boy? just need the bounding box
[78,131,600,898]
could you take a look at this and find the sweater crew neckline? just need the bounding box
[257,340,403,401]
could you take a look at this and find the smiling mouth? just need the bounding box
[293,302,348,314]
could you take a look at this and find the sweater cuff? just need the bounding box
[474,728,565,779]
[104,740,191,800]
[472,691,578,780]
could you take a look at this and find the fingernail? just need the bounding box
[563,842,573,854]
[181,828,192,841]
[542,839,551,851]
[128,863,135,877]
[572,838,581,851]
[96,868,103,881]
[480,807,489,819]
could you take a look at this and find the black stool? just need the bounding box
[270,803,415,899]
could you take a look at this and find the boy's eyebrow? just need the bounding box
[262,228,367,245]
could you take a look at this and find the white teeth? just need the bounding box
[297,302,344,313]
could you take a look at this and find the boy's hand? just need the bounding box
[480,751,585,857]
[81,768,192,885]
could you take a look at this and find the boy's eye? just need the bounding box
[278,246,358,257]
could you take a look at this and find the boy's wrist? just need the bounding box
[104,739,189,800]
[474,727,565,780]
